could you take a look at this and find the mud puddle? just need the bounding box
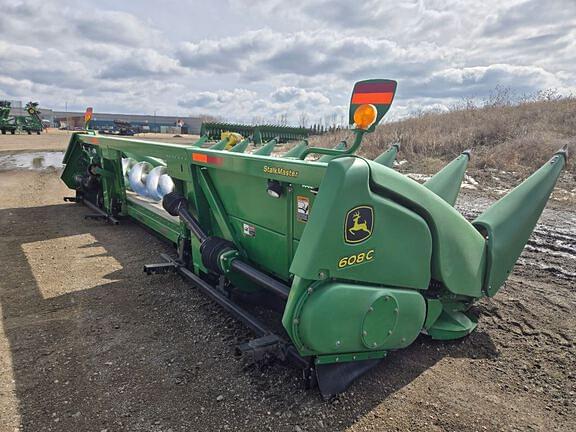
[0,151,65,171]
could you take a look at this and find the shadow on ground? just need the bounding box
[0,202,498,431]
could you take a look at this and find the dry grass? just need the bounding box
[310,96,576,176]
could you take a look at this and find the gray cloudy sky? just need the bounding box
[0,0,574,124]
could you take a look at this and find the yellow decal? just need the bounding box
[263,165,299,178]
[338,249,375,268]
[345,206,373,244]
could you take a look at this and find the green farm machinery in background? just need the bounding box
[200,121,310,144]
[0,101,18,134]
[0,101,43,134]
[60,79,567,399]
[19,102,43,134]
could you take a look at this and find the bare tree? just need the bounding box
[198,114,220,122]
[298,112,309,128]
[278,113,288,126]
[330,112,338,129]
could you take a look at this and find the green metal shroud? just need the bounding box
[473,149,567,296]
[281,140,309,158]
[319,141,347,162]
[59,79,567,395]
[373,143,399,168]
[424,150,470,206]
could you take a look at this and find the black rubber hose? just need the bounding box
[163,192,207,243]
[162,192,290,300]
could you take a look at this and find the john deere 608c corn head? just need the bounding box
[60,80,567,399]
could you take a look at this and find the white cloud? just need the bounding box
[0,0,574,124]
[74,10,163,48]
[98,49,185,79]
[178,89,258,109]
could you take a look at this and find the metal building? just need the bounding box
[49,110,202,134]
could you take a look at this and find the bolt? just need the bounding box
[394,308,399,314]
[388,330,393,335]
[401,337,406,343]
[373,342,377,347]
[336,340,341,346]
[318,271,326,279]
[384,296,389,301]
[293,318,299,325]
[307,287,313,294]
[335,357,339,362]
[363,330,368,336]
[353,356,356,360]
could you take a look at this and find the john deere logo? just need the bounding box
[345,206,373,244]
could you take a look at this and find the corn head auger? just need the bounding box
[60,79,568,399]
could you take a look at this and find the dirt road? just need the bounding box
[0,130,200,153]
[0,163,574,431]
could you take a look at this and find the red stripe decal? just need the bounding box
[351,92,394,104]
[207,155,223,165]
[192,153,208,163]
[354,82,396,94]
[192,153,222,165]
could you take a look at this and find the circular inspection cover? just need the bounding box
[361,294,399,349]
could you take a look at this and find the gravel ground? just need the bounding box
[0,159,574,431]
[0,129,200,153]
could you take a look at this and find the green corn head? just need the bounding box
[60,79,567,399]
[200,122,310,144]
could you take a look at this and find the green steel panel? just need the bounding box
[296,282,425,355]
[198,169,239,245]
[473,150,566,296]
[126,202,181,243]
[290,157,432,290]
[76,134,193,182]
[207,168,289,235]
[423,298,443,330]
[368,159,486,298]
[229,216,290,279]
[427,309,478,340]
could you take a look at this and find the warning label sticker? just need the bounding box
[243,223,256,237]
[297,196,310,222]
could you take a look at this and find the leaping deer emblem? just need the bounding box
[348,211,371,237]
